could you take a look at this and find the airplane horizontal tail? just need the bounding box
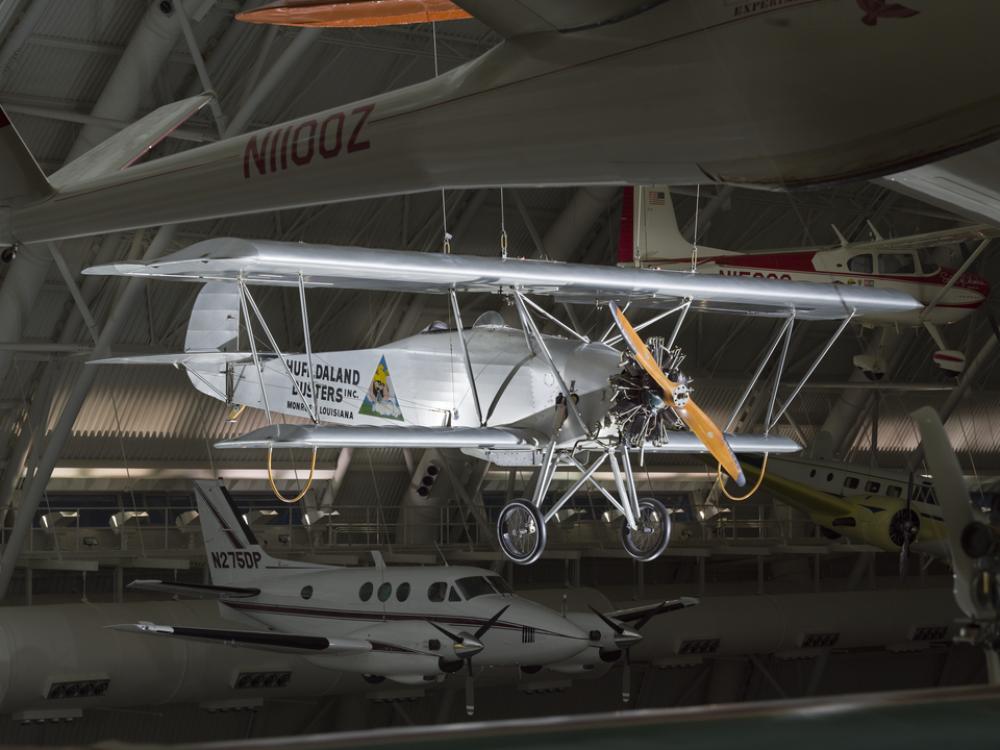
[107,621,372,655]
[49,94,212,191]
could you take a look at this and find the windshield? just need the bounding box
[455,576,496,600]
[487,575,512,595]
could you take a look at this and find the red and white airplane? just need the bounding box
[620,186,996,375]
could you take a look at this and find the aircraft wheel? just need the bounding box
[497,499,547,565]
[621,498,671,562]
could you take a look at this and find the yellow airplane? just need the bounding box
[743,456,949,557]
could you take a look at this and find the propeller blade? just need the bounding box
[427,620,464,644]
[609,303,744,487]
[474,605,510,640]
[621,655,631,703]
[588,604,624,635]
[465,662,475,717]
[634,599,692,631]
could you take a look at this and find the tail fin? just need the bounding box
[49,94,211,191]
[183,282,242,401]
[0,105,52,204]
[618,185,737,265]
[193,480,327,585]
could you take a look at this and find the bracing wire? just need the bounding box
[432,21,451,254]
[690,184,701,274]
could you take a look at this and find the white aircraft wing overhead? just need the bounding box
[107,621,372,655]
[85,238,921,322]
[452,0,664,37]
[882,140,1000,227]
[215,424,545,450]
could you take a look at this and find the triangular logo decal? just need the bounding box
[360,356,403,421]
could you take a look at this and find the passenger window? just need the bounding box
[396,582,411,602]
[887,485,902,498]
[428,582,446,602]
[826,473,834,482]
[865,480,880,493]
[847,254,873,274]
[377,582,392,602]
[878,253,915,275]
[301,585,313,600]
[359,582,373,602]
[448,586,462,602]
[844,476,859,489]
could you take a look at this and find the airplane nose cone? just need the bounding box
[454,635,484,659]
[614,628,642,649]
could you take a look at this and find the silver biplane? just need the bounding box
[86,239,921,564]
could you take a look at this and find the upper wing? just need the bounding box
[126,580,260,599]
[215,424,545,450]
[452,0,668,37]
[84,238,920,322]
[90,352,252,367]
[108,621,371,655]
[638,433,800,455]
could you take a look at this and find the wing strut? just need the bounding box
[511,291,588,435]
[449,291,485,426]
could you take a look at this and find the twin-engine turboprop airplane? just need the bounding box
[87,238,920,564]
[621,186,996,375]
[3,1,1000,246]
[111,481,696,714]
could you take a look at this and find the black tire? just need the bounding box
[621,497,671,562]
[497,499,547,565]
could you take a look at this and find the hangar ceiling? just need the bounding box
[0,0,997,504]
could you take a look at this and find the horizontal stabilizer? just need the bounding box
[608,596,699,623]
[126,579,260,599]
[89,351,253,367]
[50,94,212,191]
[83,238,922,322]
[637,433,800,455]
[216,424,544,450]
[107,621,372,655]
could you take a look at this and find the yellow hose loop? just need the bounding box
[717,453,769,503]
[267,445,318,504]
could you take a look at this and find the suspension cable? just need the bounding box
[499,186,508,259]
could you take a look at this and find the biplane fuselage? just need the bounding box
[205,323,620,451]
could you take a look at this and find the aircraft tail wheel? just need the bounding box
[621,497,671,562]
[497,499,547,565]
